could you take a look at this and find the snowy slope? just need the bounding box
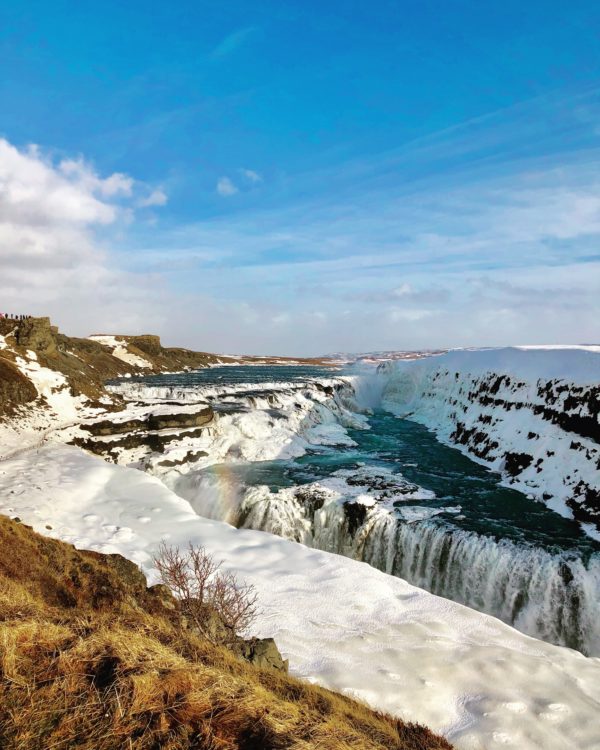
[1,444,599,750]
[380,347,600,535]
[0,348,105,459]
[88,334,153,368]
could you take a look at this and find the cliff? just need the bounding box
[380,347,600,534]
[0,317,229,412]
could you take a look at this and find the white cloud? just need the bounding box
[216,176,238,197]
[138,187,168,207]
[0,137,168,332]
[59,157,134,197]
[240,168,262,183]
[0,140,118,228]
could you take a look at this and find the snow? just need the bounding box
[0,444,599,750]
[94,376,366,474]
[516,344,600,354]
[0,350,101,459]
[88,334,152,369]
[379,347,600,534]
[381,346,600,385]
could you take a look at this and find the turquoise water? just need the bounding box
[202,408,600,557]
[116,363,337,387]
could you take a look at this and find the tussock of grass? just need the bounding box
[0,516,452,749]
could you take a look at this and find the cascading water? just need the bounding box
[359,516,600,654]
[210,476,600,655]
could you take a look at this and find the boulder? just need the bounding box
[236,637,289,673]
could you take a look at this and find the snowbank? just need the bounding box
[1,444,599,750]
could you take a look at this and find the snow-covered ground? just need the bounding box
[379,347,600,535]
[88,334,153,369]
[0,348,105,460]
[0,444,599,750]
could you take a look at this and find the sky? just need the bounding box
[1,0,600,355]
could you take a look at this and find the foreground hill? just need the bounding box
[0,514,451,750]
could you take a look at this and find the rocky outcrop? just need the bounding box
[0,359,37,415]
[147,409,213,431]
[74,408,215,460]
[129,335,162,356]
[16,317,57,355]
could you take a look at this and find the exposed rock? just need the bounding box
[147,408,213,431]
[236,637,289,672]
[16,317,57,355]
[129,334,162,356]
[82,418,148,436]
[0,358,38,414]
[157,450,209,467]
[344,501,368,535]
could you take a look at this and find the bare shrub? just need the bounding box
[153,541,258,643]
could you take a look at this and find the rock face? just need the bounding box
[129,335,162,356]
[16,317,57,355]
[0,359,37,415]
[147,409,214,431]
[236,637,289,672]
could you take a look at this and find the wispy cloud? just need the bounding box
[216,176,238,197]
[240,168,262,183]
[138,187,168,207]
[123,89,600,351]
[211,26,257,59]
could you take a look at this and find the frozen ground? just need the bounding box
[1,444,599,750]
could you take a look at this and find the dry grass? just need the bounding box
[0,516,452,750]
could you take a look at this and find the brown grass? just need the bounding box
[0,516,452,750]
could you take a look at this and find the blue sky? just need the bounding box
[1,0,599,353]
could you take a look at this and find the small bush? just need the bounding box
[153,542,259,643]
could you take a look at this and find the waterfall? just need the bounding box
[187,479,600,655]
[359,517,600,655]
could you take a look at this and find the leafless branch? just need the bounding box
[153,541,258,643]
